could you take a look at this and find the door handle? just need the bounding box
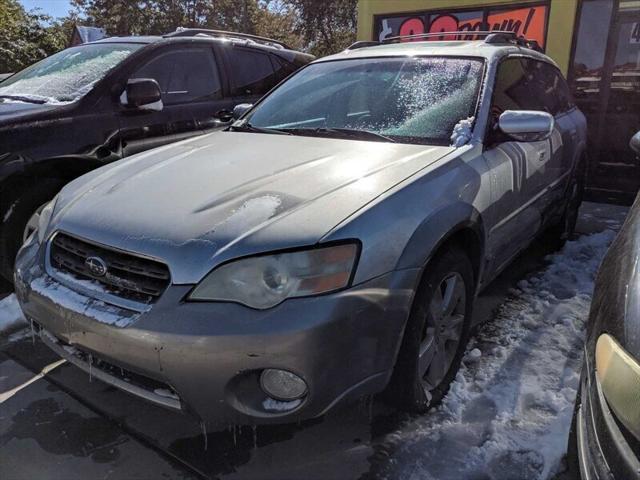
[538,150,547,160]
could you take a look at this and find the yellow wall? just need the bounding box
[356,0,579,74]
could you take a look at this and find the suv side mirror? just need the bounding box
[631,131,640,155]
[233,103,253,120]
[498,110,554,142]
[121,78,163,112]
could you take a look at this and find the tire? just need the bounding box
[384,245,475,413]
[544,162,585,251]
[0,178,65,283]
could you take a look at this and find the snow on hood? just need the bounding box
[375,228,617,480]
[52,131,454,284]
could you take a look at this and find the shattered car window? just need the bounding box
[0,43,142,104]
[246,57,484,145]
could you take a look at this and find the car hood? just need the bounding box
[0,100,60,123]
[52,131,454,284]
[589,197,640,360]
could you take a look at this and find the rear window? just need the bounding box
[228,48,280,96]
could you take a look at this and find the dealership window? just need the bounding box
[568,0,640,203]
[569,0,614,104]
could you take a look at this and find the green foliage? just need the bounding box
[283,0,357,57]
[71,0,355,55]
[0,0,75,73]
[1,0,358,73]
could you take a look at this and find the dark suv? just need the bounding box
[0,28,312,282]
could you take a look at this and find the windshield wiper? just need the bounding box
[229,122,292,135]
[279,127,396,143]
[0,94,47,104]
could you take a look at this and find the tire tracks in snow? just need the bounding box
[369,229,617,480]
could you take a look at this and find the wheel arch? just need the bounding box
[0,155,103,212]
[396,202,486,289]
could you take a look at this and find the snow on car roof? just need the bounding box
[91,36,162,44]
[318,39,556,68]
[89,34,309,57]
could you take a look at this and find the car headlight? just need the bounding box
[596,333,640,440]
[188,243,359,309]
[37,196,58,243]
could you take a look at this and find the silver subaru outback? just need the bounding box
[15,33,587,425]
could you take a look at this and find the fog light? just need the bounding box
[260,369,307,401]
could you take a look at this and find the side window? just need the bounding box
[543,64,574,114]
[132,48,222,105]
[491,58,541,122]
[489,58,545,143]
[528,60,573,115]
[228,48,278,96]
[270,55,297,84]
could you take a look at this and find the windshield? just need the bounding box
[0,43,143,104]
[244,56,484,145]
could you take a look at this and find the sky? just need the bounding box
[19,0,74,18]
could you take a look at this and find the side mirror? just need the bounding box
[631,131,640,155]
[498,110,554,142]
[121,78,163,112]
[233,103,253,120]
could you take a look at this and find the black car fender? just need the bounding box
[0,153,108,214]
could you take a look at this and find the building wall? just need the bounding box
[356,0,579,74]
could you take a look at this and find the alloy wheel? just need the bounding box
[418,272,467,392]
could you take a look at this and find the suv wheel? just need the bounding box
[385,245,474,413]
[0,178,65,283]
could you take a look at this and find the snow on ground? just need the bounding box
[0,294,26,334]
[376,228,618,480]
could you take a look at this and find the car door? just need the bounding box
[118,45,234,157]
[221,45,288,107]
[483,57,555,274]
[530,60,578,212]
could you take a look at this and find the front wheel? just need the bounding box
[384,245,475,413]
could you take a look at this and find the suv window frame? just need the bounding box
[128,45,225,106]
[223,45,282,97]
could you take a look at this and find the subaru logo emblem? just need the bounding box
[85,256,108,277]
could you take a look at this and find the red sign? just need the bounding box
[378,5,548,48]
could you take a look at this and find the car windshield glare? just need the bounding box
[0,43,143,104]
[246,56,484,145]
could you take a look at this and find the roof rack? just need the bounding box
[164,28,291,50]
[347,41,381,50]
[346,30,542,52]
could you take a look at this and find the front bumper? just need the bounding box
[15,239,419,425]
[576,355,640,480]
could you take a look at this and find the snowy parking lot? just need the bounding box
[0,202,630,480]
